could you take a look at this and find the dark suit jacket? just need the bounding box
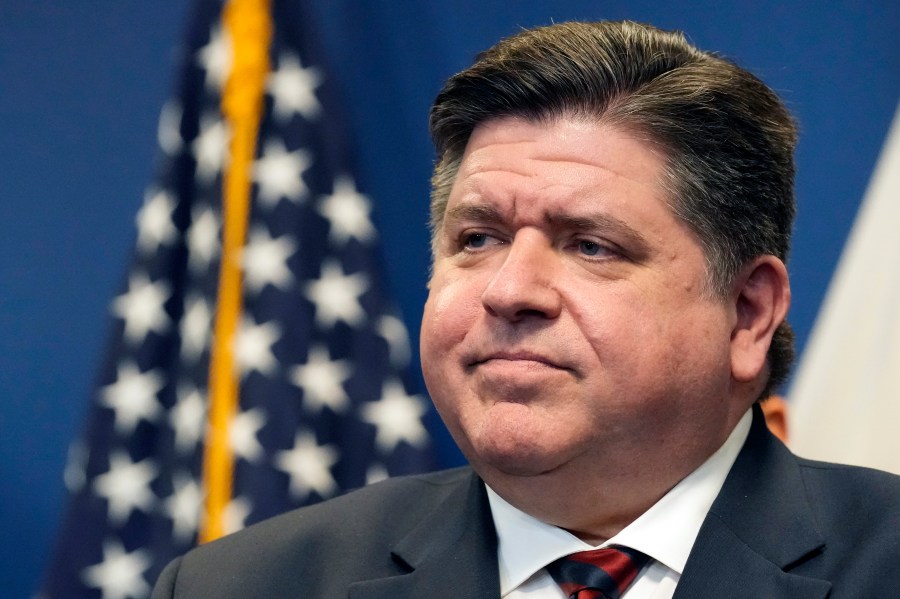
[152,407,900,598]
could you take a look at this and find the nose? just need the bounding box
[481,230,562,322]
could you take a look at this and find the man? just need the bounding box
[153,21,900,598]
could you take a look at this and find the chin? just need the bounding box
[468,432,574,479]
[447,403,592,479]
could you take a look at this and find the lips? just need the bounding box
[468,350,569,371]
[464,349,575,403]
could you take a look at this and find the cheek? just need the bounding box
[420,275,483,369]
[573,286,729,380]
[419,272,483,399]
[565,286,643,356]
[420,277,484,445]
[630,302,733,396]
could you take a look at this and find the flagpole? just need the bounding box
[201,0,272,544]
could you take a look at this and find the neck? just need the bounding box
[478,407,751,543]
[484,464,677,544]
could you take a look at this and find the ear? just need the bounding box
[729,255,791,383]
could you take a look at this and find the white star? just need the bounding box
[318,175,376,246]
[229,407,266,463]
[288,345,351,414]
[360,379,429,453]
[169,386,207,453]
[252,139,311,206]
[274,431,339,500]
[195,25,232,92]
[304,259,369,328]
[135,190,178,253]
[110,272,171,344]
[376,314,412,368]
[234,317,282,376]
[186,206,220,274]
[179,294,213,362]
[163,474,203,542]
[157,99,183,156]
[64,440,88,493]
[241,226,296,293]
[192,115,230,184]
[224,496,252,535]
[267,52,322,122]
[99,362,164,435]
[93,451,158,525]
[81,540,151,599]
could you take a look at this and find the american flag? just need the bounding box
[40,1,436,597]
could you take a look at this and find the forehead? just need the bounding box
[448,116,672,222]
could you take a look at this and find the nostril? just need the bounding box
[480,238,562,321]
[482,287,558,322]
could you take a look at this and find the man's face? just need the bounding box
[421,117,748,494]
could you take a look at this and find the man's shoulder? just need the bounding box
[731,410,900,527]
[795,457,900,523]
[288,465,477,526]
[679,439,900,596]
[153,467,480,598]
[207,466,474,549]
[185,470,469,555]
[791,458,900,582]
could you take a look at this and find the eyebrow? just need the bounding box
[443,202,651,258]
[548,212,650,257]
[443,203,505,226]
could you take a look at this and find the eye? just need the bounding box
[577,239,619,258]
[460,231,505,252]
[568,237,623,261]
[578,240,603,256]
[464,232,490,249]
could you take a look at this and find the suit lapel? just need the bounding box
[675,405,831,598]
[348,470,500,599]
[673,511,831,598]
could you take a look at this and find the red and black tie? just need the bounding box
[545,545,650,599]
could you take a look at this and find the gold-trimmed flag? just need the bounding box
[40,1,435,596]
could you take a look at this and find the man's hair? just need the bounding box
[428,20,797,396]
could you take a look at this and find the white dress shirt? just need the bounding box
[487,408,753,598]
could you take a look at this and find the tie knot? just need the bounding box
[546,545,650,599]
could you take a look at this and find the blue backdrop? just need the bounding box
[1,1,897,596]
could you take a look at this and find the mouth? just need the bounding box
[463,350,577,399]
[468,351,569,372]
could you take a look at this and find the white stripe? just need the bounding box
[789,100,900,474]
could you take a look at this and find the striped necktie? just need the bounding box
[545,545,650,599]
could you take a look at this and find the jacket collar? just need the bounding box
[674,404,831,598]
[348,469,500,599]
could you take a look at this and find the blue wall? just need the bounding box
[1,1,897,596]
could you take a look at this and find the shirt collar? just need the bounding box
[487,408,753,595]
